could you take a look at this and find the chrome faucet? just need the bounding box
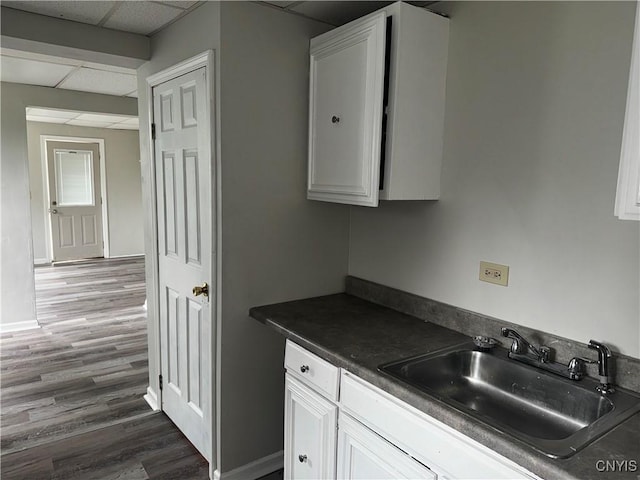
[588,340,615,394]
[500,327,616,393]
[501,328,550,362]
[501,327,586,381]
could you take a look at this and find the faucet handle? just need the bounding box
[539,346,551,363]
[567,357,587,380]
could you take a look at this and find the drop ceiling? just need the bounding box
[1,50,138,97]
[25,107,139,130]
[1,1,201,36]
[2,1,437,121]
[1,1,203,99]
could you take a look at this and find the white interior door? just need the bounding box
[153,66,212,461]
[47,141,103,262]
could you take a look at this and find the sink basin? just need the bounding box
[379,342,640,458]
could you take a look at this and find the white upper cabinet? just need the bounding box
[308,2,449,207]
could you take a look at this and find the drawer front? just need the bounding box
[285,340,339,401]
[340,371,539,480]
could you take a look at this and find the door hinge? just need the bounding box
[151,123,156,140]
[159,374,163,391]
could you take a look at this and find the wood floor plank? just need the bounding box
[1,257,210,479]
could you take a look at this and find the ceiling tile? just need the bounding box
[58,68,137,96]
[289,1,393,26]
[103,2,183,35]
[157,1,199,9]
[76,113,135,123]
[2,1,116,25]
[108,123,139,130]
[261,1,302,8]
[0,56,75,87]
[1,48,82,67]
[66,119,114,128]
[26,107,80,119]
[82,62,136,76]
[26,115,70,124]
[119,118,140,126]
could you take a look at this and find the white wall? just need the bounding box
[0,82,137,330]
[27,122,143,261]
[349,2,640,357]
[137,1,349,473]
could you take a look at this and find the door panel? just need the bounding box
[58,215,75,247]
[81,215,98,245]
[307,13,386,206]
[47,141,103,262]
[284,375,337,480]
[154,66,212,461]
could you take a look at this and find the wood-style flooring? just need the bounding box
[0,257,210,479]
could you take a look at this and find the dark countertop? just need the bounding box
[250,293,640,480]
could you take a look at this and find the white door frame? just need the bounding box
[145,50,219,473]
[39,135,109,263]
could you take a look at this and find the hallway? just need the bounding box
[0,257,209,479]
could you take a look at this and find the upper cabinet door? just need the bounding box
[308,12,387,207]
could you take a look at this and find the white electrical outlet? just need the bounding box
[479,261,509,286]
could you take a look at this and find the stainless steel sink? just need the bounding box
[379,342,640,458]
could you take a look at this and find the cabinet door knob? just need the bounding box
[300,365,309,373]
[298,454,308,463]
[331,115,340,124]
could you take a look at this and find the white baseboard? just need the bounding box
[0,320,40,333]
[213,450,283,480]
[144,386,160,411]
[34,258,50,265]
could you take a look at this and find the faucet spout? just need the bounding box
[501,327,548,361]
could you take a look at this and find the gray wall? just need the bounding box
[27,122,143,261]
[218,2,346,471]
[137,1,348,473]
[0,82,137,329]
[349,2,640,358]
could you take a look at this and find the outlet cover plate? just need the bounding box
[479,261,509,286]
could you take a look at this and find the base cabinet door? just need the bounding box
[337,413,436,480]
[285,374,337,480]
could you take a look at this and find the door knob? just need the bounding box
[192,282,209,298]
[49,208,58,214]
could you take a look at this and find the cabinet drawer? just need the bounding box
[285,340,339,401]
[340,371,539,480]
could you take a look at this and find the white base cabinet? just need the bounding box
[337,412,436,479]
[284,375,337,480]
[283,341,540,480]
